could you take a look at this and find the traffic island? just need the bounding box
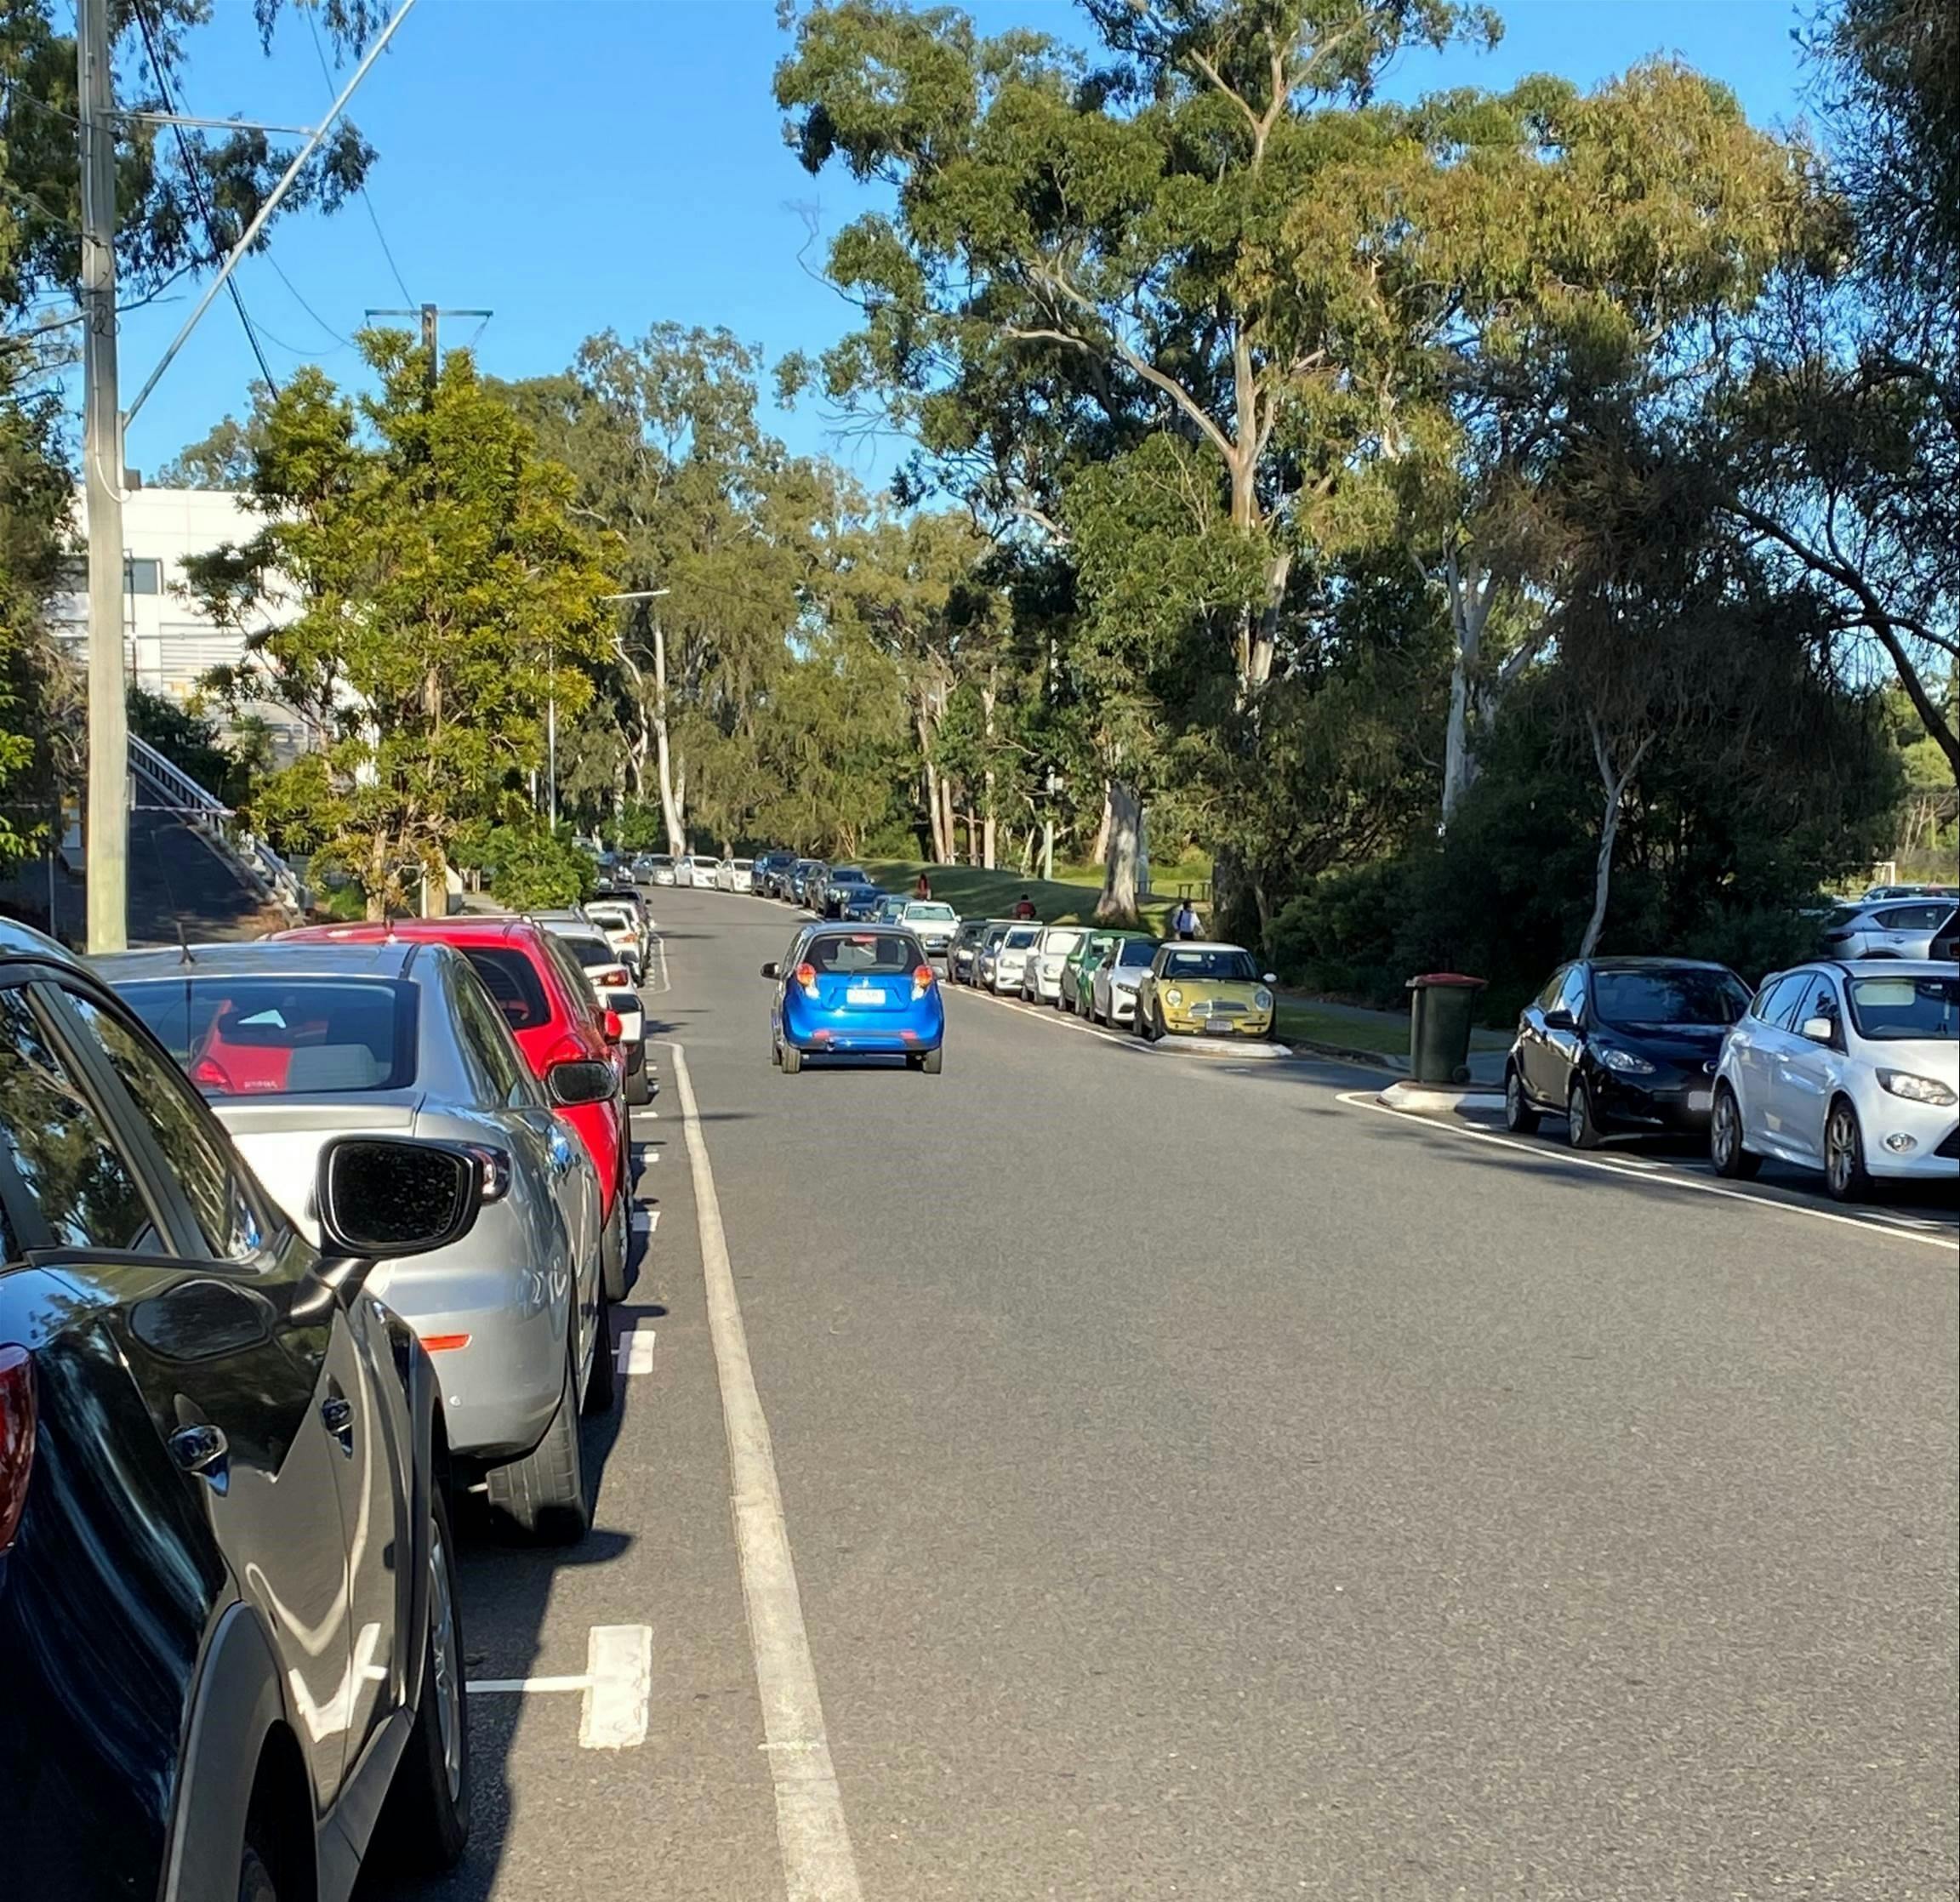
[1137,1034,1294,1061]
[1376,1079,1507,1123]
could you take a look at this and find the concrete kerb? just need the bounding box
[1376,1079,1507,1123]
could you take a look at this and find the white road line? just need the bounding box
[668,1042,863,1902]
[1339,1090,1958,1253]
[468,1675,590,1695]
[642,936,671,995]
[616,1325,657,1376]
[948,982,1137,1048]
[631,1208,659,1233]
[581,1624,653,1749]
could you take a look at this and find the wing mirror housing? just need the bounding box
[1262,972,1279,986]
[549,1057,618,1108]
[1800,1015,1837,1045]
[761,961,779,979]
[316,1136,482,1261]
[1543,1008,1577,1032]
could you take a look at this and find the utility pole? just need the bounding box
[77,0,126,953]
[365,304,494,387]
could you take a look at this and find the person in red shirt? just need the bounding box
[1012,893,1037,920]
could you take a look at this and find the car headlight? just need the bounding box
[1597,1045,1655,1075]
[1114,981,1137,995]
[1878,1068,1958,1106]
[1165,988,1182,1005]
[1253,988,1273,1011]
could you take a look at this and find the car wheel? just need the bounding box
[1503,1066,1540,1136]
[1825,1097,1872,1202]
[1139,1004,1161,1043]
[782,1043,803,1075]
[1566,1076,1604,1150]
[922,1046,943,1075]
[584,1279,615,1414]
[373,1486,471,1871]
[1710,1085,1761,1180]
[625,1056,652,1107]
[600,1185,628,1303]
[770,1036,782,1068]
[486,1350,589,1544]
[238,1842,279,1902]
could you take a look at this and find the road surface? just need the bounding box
[377,886,1959,1902]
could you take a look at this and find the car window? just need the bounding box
[1536,965,1570,1011]
[1883,903,1945,931]
[1118,940,1157,969]
[1162,948,1258,981]
[1592,968,1750,1028]
[540,936,602,1024]
[115,977,418,1097]
[449,960,537,1107]
[62,989,264,1261]
[1042,929,1086,954]
[1792,975,1843,1040]
[1557,965,1590,1020]
[1751,974,1803,1028]
[1846,974,1960,1041]
[459,944,552,1032]
[908,903,957,922]
[806,933,921,974]
[0,986,165,1255]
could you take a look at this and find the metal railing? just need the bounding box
[127,733,309,917]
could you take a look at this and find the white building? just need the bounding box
[53,485,316,764]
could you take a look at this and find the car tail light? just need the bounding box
[0,1345,35,1554]
[463,1145,511,1203]
[911,965,934,997]
[795,963,818,994]
[191,1056,230,1090]
[596,967,631,988]
[420,1333,472,1353]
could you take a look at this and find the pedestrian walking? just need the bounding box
[1013,892,1037,920]
[915,870,932,899]
[1172,898,1200,940]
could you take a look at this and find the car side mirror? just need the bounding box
[1262,972,1278,986]
[316,1136,481,1261]
[761,960,779,979]
[1800,1015,1836,1045]
[601,1009,624,1045]
[1543,1008,1576,1032]
[549,1057,618,1108]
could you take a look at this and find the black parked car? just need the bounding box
[754,850,798,897]
[0,921,484,1900]
[789,858,825,906]
[1505,956,1753,1147]
[820,866,879,919]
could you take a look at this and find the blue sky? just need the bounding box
[116,0,1819,488]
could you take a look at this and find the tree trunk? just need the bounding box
[939,777,959,865]
[1440,551,1496,827]
[919,709,947,862]
[1096,780,1145,923]
[364,829,390,922]
[964,806,979,863]
[652,618,686,855]
[1088,780,1113,867]
[980,672,998,869]
[1578,721,1654,959]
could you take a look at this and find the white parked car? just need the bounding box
[1088,937,1159,1026]
[897,899,960,958]
[719,857,755,892]
[1712,960,1958,1200]
[534,919,652,1106]
[675,856,697,887]
[1019,924,1089,1003]
[988,923,1041,994]
[1821,897,1956,960]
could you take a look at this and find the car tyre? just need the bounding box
[1824,1096,1873,1202]
[782,1044,803,1075]
[1503,1067,1540,1136]
[1710,1085,1761,1180]
[922,1046,943,1075]
[625,1056,652,1107]
[372,1487,471,1871]
[584,1280,615,1414]
[600,1186,628,1303]
[486,1351,589,1544]
[1138,1004,1161,1043]
[1566,1076,1604,1150]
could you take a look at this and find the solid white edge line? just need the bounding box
[1338,1090,1958,1253]
[668,1042,864,1902]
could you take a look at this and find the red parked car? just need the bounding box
[277,917,635,1298]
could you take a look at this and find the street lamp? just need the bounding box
[545,589,669,834]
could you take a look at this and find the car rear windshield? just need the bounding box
[117,977,418,1096]
[806,932,920,974]
[907,903,957,921]
[1846,975,1960,1041]
[832,868,871,885]
[561,936,625,971]
[1161,948,1257,981]
[459,946,552,1031]
[1592,968,1750,1028]
[732,859,754,870]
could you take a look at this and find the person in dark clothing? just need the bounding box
[915,871,932,899]
[1172,899,1200,940]
[1012,893,1037,920]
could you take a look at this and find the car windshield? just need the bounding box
[562,937,624,971]
[647,856,672,868]
[1592,968,1749,1028]
[117,977,418,1096]
[1042,929,1085,954]
[1117,940,1157,968]
[1005,926,1040,948]
[806,933,920,975]
[908,903,957,921]
[459,946,551,1031]
[1161,948,1258,981]
[833,868,871,886]
[1846,975,1960,1041]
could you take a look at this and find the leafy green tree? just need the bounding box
[187,332,612,918]
[156,389,271,489]
[481,823,595,912]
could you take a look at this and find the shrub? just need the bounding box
[485,824,595,911]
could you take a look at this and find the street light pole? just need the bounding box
[77,0,126,954]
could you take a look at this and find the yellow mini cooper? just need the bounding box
[1133,941,1279,1042]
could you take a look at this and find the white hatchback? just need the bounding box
[1712,960,1958,1200]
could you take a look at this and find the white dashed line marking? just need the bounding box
[467,1625,652,1750]
[615,1325,657,1375]
[630,1207,659,1232]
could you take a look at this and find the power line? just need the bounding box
[129,0,278,396]
[302,0,414,305]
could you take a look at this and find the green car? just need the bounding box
[1061,928,1154,1016]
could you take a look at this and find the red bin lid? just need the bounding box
[1405,971,1487,988]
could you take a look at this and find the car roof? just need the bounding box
[0,916,83,969]
[1830,959,1957,977]
[1158,940,1251,955]
[1585,956,1738,972]
[277,914,542,948]
[94,937,426,982]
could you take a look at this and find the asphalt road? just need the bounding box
[373,886,1959,1902]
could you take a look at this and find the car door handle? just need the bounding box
[320,1393,356,1456]
[168,1422,230,1483]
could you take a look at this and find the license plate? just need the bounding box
[1688,1089,1712,1112]
[1204,1020,1238,1036]
[846,986,882,1005]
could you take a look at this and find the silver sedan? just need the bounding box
[97,937,613,1544]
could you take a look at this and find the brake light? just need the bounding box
[419,1334,472,1354]
[0,1345,35,1554]
[795,963,818,994]
[191,1056,231,1091]
[596,967,631,988]
[911,965,934,998]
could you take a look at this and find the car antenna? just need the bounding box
[176,923,197,966]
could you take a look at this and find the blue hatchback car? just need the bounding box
[764,925,946,1073]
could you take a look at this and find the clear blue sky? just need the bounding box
[116,0,1817,488]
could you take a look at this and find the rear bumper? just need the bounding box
[783,998,944,1053]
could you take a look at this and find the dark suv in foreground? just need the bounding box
[0,920,485,1900]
